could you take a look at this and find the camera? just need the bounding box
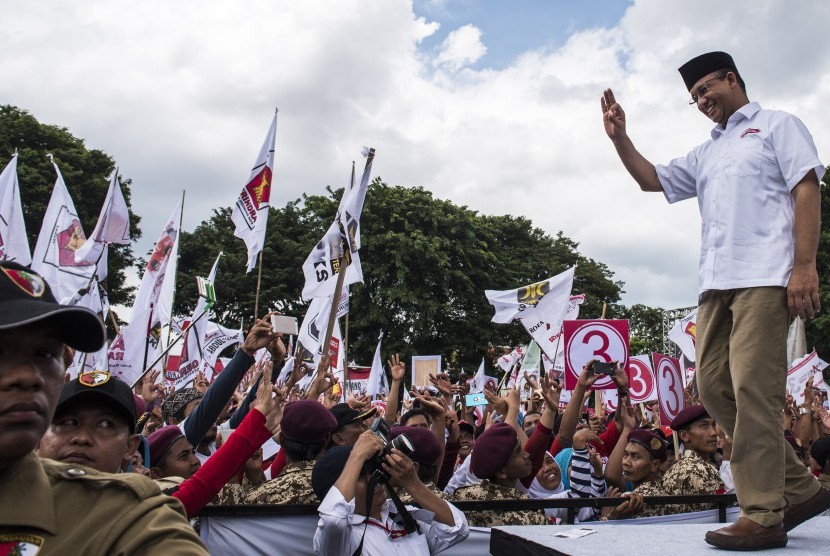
[364,416,415,483]
[592,361,617,375]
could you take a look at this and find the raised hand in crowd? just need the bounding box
[305,353,334,401]
[557,361,603,448]
[141,369,164,407]
[572,426,600,450]
[588,444,604,477]
[252,360,288,434]
[265,329,287,367]
[194,371,210,394]
[384,354,406,425]
[321,383,342,409]
[483,387,508,417]
[716,425,733,462]
[240,312,281,357]
[348,394,371,411]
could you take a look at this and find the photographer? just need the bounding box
[311,429,469,555]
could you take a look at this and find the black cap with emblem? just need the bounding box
[0,261,105,352]
[57,372,138,434]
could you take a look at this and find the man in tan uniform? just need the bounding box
[244,399,337,504]
[0,261,206,555]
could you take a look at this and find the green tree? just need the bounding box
[0,106,142,306]
[611,303,666,356]
[176,180,625,374]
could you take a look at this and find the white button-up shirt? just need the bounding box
[313,486,469,555]
[656,102,823,293]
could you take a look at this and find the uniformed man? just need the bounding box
[389,425,447,502]
[451,422,550,526]
[244,399,337,503]
[37,370,139,474]
[662,405,726,513]
[0,261,206,555]
[606,428,677,519]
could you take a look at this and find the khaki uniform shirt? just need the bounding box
[662,450,725,513]
[397,481,449,504]
[0,453,206,555]
[631,479,680,518]
[452,480,550,527]
[818,473,830,491]
[243,460,317,504]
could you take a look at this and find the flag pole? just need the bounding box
[343,311,350,401]
[254,250,264,320]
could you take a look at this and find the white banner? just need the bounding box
[787,350,829,405]
[232,111,278,272]
[366,334,388,398]
[175,253,222,388]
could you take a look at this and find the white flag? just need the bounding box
[73,171,131,271]
[668,308,698,363]
[232,111,278,272]
[367,333,387,398]
[497,346,524,373]
[468,358,486,394]
[297,296,329,357]
[175,252,222,389]
[517,341,541,397]
[552,294,586,372]
[109,202,181,386]
[301,148,375,300]
[484,267,576,357]
[156,213,181,332]
[787,317,808,367]
[31,160,95,301]
[485,266,575,324]
[0,153,31,265]
[201,321,244,378]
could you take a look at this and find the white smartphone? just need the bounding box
[271,314,298,335]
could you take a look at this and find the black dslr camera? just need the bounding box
[364,416,415,483]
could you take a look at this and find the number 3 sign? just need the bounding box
[563,320,629,390]
[652,352,686,424]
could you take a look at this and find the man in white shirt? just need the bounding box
[601,51,829,550]
[311,431,468,555]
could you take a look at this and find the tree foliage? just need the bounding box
[806,166,830,374]
[176,180,626,373]
[0,106,142,306]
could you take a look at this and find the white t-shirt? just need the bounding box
[656,102,824,293]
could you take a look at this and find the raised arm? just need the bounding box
[557,362,600,448]
[384,354,405,425]
[601,88,663,192]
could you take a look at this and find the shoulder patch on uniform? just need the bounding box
[0,533,44,554]
[42,459,162,500]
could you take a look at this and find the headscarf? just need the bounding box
[553,448,574,491]
[527,451,565,499]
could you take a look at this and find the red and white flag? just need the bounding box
[109,202,181,386]
[232,111,278,272]
[31,158,96,302]
[73,171,131,273]
[367,332,388,398]
[787,350,829,405]
[468,358,486,393]
[668,308,697,362]
[0,153,31,265]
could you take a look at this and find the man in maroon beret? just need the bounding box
[244,399,337,504]
[662,404,725,514]
[607,428,674,520]
[389,425,445,501]
[602,50,828,549]
[451,422,549,526]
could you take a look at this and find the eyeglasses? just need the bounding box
[688,72,729,105]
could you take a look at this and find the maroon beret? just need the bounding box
[470,422,518,480]
[390,426,442,467]
[628,428,668,462]
[670,404,710,431]
[281,400,338,442]
[147,425,186,467]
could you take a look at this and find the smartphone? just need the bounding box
[465,393,488,407]
[592,361,616,375]
[271,314,298,335]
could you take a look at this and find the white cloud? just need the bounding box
[2,0,829,317]
[433,24,487,71]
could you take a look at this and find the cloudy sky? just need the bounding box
[3,0,829,313]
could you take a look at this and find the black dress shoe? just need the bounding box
[705,517,787,551]
[782,487,830,531]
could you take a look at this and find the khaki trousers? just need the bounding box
[696,287,819,527]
